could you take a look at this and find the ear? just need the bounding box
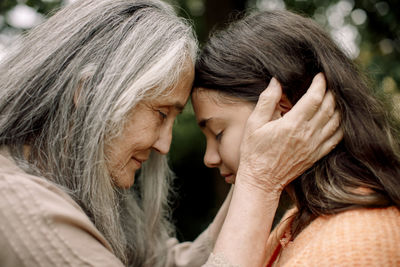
[271,93,293,120]
[279,94,293,115]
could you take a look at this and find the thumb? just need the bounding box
[248,77,282,127]
[285,73,326,121]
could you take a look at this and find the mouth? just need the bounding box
[132,157,148,168]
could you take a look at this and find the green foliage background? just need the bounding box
[1,0,398,241]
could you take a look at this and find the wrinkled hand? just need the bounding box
[237,73,342,196]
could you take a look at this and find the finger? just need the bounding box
[317,127,344,159]
[286,73,326,121]
[308,90,336,129]
[248,77,282,126]
[318,110,340,142]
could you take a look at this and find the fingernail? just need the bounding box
[315,73,324,81]
[269,77,278,87]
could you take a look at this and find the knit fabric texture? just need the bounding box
[266,207,400,267]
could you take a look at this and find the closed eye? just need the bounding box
[216,131,223,142]
[158,110,167,120]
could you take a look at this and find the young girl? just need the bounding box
[193,10,400,266]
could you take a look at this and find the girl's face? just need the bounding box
[192,89,255,184]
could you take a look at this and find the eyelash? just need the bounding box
[158,110,167,120]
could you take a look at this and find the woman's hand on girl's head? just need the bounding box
[237,73,343,196]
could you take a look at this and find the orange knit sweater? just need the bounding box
[265,207,400,267]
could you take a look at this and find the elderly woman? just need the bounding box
[0,1,340,266]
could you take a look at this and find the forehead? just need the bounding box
[192,88,241,106]
[152,65,194,106]
[192,89,218,106]
[192,89,253,119]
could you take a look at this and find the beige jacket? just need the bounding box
[0,148,231,267]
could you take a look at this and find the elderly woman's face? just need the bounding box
[107,67,194,188]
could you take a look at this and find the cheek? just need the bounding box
[104,137,134,173]
[106,120,160,161]
[226,124,248,171]
[127,119,162,148]
[220,133,242,172]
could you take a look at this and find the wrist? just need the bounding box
[235,165,284,200]
[213,171,281,267]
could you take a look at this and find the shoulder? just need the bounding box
[0,151,84,219]
[0,151,123,267]
[0,161,78,210]
[278,207,400,267]
[316,207,400,246]
[315,206,400,232]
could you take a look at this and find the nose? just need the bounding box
[152,123,173,155]
[203,141,221,168]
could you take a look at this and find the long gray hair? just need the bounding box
[0,0,197,265]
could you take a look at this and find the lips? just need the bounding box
[135,157,148,163]
[132,157,148,168]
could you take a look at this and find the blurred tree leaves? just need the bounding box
[0,0,62,32]
[23,0,63,15]
[0,0,62,15]
[2,0,398,89]
[0,0,17,14]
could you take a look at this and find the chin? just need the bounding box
[113,174,135,189]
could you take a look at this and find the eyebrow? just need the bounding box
[158,102,185,113]
[173,102,185,113]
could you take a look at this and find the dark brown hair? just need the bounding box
[194,10,400,237]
